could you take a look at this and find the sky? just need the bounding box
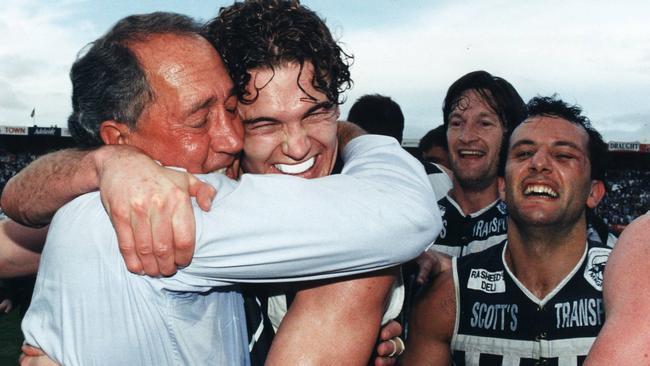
[1,0,649,143]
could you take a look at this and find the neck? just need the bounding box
[505,217,588,299]
[448,180,499,215]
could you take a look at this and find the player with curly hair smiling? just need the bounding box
[204,2,404,364]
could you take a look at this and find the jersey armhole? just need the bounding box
[450,257,461,347]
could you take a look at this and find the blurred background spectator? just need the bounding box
[347,94,405,143]
[596,168,650,232]
[418,124,449,168]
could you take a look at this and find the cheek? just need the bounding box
[243,134,280,166]
[178,135,207,157]
[503,165,520,196]
[309,123,338,152]
[446,130,458,146]
[488,132,504,153]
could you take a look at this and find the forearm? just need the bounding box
[172,135,441,285]
[400,268,455,365]
[1,149,101,226]
[267,269,397,366]
[1,145,148,227]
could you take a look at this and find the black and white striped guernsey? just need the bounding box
[430,197,508,257]
[451,239,611,366]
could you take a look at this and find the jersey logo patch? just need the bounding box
[467,268,506,293]
[496,201,508,215]
[584,247,611,291]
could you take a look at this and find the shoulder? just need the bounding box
[45,192,121,264]
[586,214,650,364]
[610,214,650,256]
[604,214,650,294]
[50,192,110,234]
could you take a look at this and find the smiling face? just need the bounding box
[446,89,505,191]
[117,34,243,176]
[238,62,339,179]
[502,115,605,228]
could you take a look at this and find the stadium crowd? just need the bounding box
[0,151,36,194]
[0,1,649,366]
[596,168,650,226]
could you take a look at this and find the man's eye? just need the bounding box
[225,95,238,114]
[225,102,238,115]
[189,117,208,128]
[556,153,574,160]
[481,120,496,127]
[306,108,337,122]
[514,150,533,159]
[246,121,277,132]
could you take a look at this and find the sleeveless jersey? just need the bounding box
[431,197,508,257]
[451,239,611,366]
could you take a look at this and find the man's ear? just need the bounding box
[498,176,506,201]
[586,180,606,209]
[99,120,131,145]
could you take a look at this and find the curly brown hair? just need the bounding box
[203,0,352,105]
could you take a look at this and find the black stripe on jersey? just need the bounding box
[423,161,444,175]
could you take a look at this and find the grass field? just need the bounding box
[0,277,34,366]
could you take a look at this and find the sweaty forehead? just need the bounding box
[510,116,589,150]
[131,33,234,106]
[250,62,328,100]
[450,89,498,117]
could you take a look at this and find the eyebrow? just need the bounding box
[302,101,335,119]
[243,115,280,125]
[509,139,534,151]
[188,97,215,116]
[448,111,463,119]
[186,88,237,117]
[510,139,584,152]
[242,101,334,125]
[477,111,498,119]
[553,140,584,151]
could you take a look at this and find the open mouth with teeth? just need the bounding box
[458,149,485,158]
[274,156,316,175]
[524,184,559,198]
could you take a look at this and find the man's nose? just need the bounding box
[529,148,551,173]
[458,123,479,143]
[211,113,244,155]
[282,125,311,160]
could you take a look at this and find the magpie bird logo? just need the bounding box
[584,247,611,291]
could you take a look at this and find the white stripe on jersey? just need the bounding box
[462,234,508,256]
[453,334,596,365]
[501,354,520,366]
[559,356,578,366]
[429,233,506,257]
